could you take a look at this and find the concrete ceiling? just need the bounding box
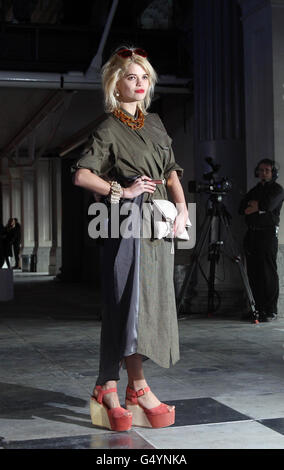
[0,87,51,146]
[0,0,193,165]
[0,87,105,162]
[0,78,192,165]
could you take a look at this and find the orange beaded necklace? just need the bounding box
[112,107,145,130]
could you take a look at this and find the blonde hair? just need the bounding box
[101,46,158,114]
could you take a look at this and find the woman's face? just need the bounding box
[116,63,149,104]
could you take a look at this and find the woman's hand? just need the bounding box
[123,176,156,199]
[166,171,188,237]
[173,208,188,237]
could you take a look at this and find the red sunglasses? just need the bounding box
[116,48,148,59]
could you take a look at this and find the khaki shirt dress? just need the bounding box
[72,110,183,384]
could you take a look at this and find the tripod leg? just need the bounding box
[233,257,259,323]
[177,213,213,314]
[206,213,223,316]
[207,252,216,315]
[207,242,221,316]
[219,213,259,324]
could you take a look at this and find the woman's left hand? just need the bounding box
[173,210,188,237]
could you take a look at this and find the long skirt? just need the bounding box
[96,232,180,385]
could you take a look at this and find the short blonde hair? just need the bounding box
[101,46,158,114]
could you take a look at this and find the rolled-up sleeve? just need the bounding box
[71,127,115,177]
[164,147,184,180]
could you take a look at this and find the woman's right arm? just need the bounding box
[73,169,111,196]
[73,169,156,199]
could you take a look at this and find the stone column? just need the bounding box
[0,175,11,226]
[49,158,62,275]
[189,0,247,314]
[271,0,284,314]
[239,0,274,185]
[0,157,11,225]
[35,159,52,273]
[239,0,284,315]
[20,167,35,263]
[9,167,22,222]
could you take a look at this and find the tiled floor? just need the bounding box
[1,273,284,449]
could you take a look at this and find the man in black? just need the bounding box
[239,159,284,322]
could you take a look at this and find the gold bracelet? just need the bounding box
[109,181,123,204]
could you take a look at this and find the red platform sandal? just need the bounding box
[90,386,132,432]
[125,385,175,428]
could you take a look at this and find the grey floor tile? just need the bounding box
[216,393,284,420]
[259,418,284,436]
[165,397,250,426]
[136,421,284,449]
[1,274,284,449]
[2,430,155,449]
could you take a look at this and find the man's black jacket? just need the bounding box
[239,180,284,228]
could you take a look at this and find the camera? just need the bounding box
[188,157,232,195]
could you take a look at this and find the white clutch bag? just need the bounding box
[152,199,191,240]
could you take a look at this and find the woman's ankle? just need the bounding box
[102,380,117,390]
[94,380,117,390]
[93,381,120,408]
[129,379,148,391]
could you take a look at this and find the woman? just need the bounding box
[72,46,188,431]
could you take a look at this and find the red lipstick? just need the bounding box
[135,89,145,93]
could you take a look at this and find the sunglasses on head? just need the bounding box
[116,48,148,58]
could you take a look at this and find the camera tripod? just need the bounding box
[177,193,259,323]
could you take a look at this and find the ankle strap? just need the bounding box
[126,385,150,401]
[95,385,117,404]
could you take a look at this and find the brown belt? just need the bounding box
[150,179,165,185]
